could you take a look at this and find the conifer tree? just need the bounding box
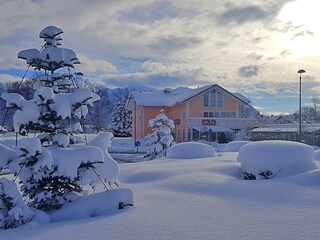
[111,100,132,137]
[144,109,175,160]
[0,26,119,212]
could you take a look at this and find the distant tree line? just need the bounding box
[254,96,320,126]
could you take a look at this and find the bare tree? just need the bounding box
[87,87,111,132]
[311,96,320,121]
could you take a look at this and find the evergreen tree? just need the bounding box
[111,100,132,137]
[0,26,120,213]
[144,109,175,160]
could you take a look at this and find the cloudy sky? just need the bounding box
[1,0,320,114]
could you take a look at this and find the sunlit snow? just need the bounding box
[1,137,320,239]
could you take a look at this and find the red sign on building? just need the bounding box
[174,119,181,125]
[202,119,216,125]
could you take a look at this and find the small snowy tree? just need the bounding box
[144,109,175,160]
[111,100,132,137]
[0,26,122,212]
[235,128,250,141]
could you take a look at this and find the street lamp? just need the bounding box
[298,69,306,142]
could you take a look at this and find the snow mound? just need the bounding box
[0,178,36,230]
[314,149,320,161]
[50,188,134,222]
[225,141,250,152]
[88,132,120,182]
[238,140,318,179]
[167,142,217,159]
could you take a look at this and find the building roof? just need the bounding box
[130,84,250,107]
[251,124,320,133]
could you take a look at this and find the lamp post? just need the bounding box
[298,69,306,142]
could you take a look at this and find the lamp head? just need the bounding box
[298,69,306,74]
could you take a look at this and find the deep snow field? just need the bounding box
[1,137,320,240]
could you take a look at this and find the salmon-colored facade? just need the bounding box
[127,84,258,143]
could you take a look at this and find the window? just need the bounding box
[238,105,244,118]
[203,89,224,107]
[204,92,209,107]
[217,93,223,107]
[203,111,235,118]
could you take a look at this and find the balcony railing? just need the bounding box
[186,117,256,129]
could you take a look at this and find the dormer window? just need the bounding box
[203,89,223,107]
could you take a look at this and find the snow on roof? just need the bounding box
[251,125,320,133]
[251,127,298,133]
[233,92,250,104]
[131,84,248,107]
[130,85,211,107]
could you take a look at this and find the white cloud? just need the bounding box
[77,54,117,74]
[0,74,21,84]
[0,45,25,70]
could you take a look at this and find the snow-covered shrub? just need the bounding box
[234,128,250,141]
[238,140,318,180]
[167,142,217,159]
[0,178,35,230]
[144,110,175,160]
[225,141,250,152]
[111,100,132,137]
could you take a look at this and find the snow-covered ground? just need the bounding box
[1,137,320,239]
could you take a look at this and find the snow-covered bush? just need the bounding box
[0,178,35,230]
[225,141,250,152]
[167,142,217,159]
[144,109,175,160]
[234,128,250,141]
[238,140,318,180]
[0,26,125,214]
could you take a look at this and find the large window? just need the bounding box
[238,105,244,118]
[204,89,224,107]
[203,111,236,118]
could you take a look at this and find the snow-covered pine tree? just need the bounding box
[111,100,132,137]
[0,26,122,213]
[144,109,175,160]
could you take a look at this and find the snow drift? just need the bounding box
[225,141,250,152]
[167,142,217,159]
[238,140,318,179]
